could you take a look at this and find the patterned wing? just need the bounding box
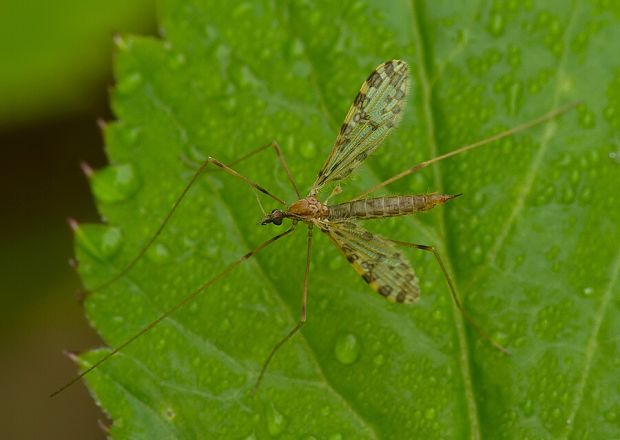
[321,221,420,304]
[311,60,409,195]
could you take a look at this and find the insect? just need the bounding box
[52,59,575,397]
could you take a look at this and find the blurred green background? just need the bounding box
[0,0,156,437]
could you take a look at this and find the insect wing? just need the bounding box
[324,221,419,304]
[311,60,410,194]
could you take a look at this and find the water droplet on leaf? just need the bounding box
[334,333,360,365]
[117,72,142,94]
[75,224,123,261]
[487,12,505,36]
[300,140,317,159]
[92,163,141,203]
[147,243,170,264]
[266,405,286,436]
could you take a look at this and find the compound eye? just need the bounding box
[273,217,283,226]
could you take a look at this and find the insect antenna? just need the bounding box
[205,140,301,199]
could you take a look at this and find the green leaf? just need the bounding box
[75,0,620,438]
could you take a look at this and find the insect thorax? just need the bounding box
[287,196,329,220]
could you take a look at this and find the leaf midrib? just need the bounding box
[561,248,620,438]
[279,0,481,436]
[407,0,480,437]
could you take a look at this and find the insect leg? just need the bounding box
[227,141,300,198]
[351,102,578,200]
[199,140,300,198]
[51,225,296,398]
[252,225,314,394]
[389,239,511,355]
[87,156,286,293]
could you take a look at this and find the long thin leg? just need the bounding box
[229,141,301,198]
[88,156,286,293]
[51,225,296,398]
[352,102,578,200]
[389,238,511,355]
[203,140,301,198]
[252,225,314,394]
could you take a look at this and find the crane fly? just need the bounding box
[52,59,576,397]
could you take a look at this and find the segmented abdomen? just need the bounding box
[327,194,454,221]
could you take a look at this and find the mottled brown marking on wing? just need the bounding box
[311,60,410,194]
[322,221,420,304]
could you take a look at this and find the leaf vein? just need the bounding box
[561,248,620,438]
[408,0,481,438]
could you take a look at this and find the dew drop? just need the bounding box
[487,12,505,37]
[232,2,254,17]
[205,243,220,259]
[75,224,123,261]
[334,333,360,365]
[508,45,521,68]
[117,72,143,94]
[470,245,483,264]
[267,405,286,436]
[472,192,486,208]
[373,354,385,366]
[328,255,343,270]
[222,96,238,114]
[187,302,198,314]
[521,399,534,416]
[124,126,142,145]
[514,253,525,267]
[507,81,523,115]
[91,163,141,203]
[425,407,437,420]
[169,52,186,70]
[231,64,259,89]
[580,187,592,202]
[283,38,304,60]
[318,298,330,311]
[220,318,232,331]
[300,140,317,159]
[409,173,427,192]
[582,287,594,296]
[561,187,575,204]
[147,243,170,264]
[492,330,509,348]
[545,246,559,262]
[578,108,596,129]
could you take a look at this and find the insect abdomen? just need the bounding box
[327,194,458,221]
